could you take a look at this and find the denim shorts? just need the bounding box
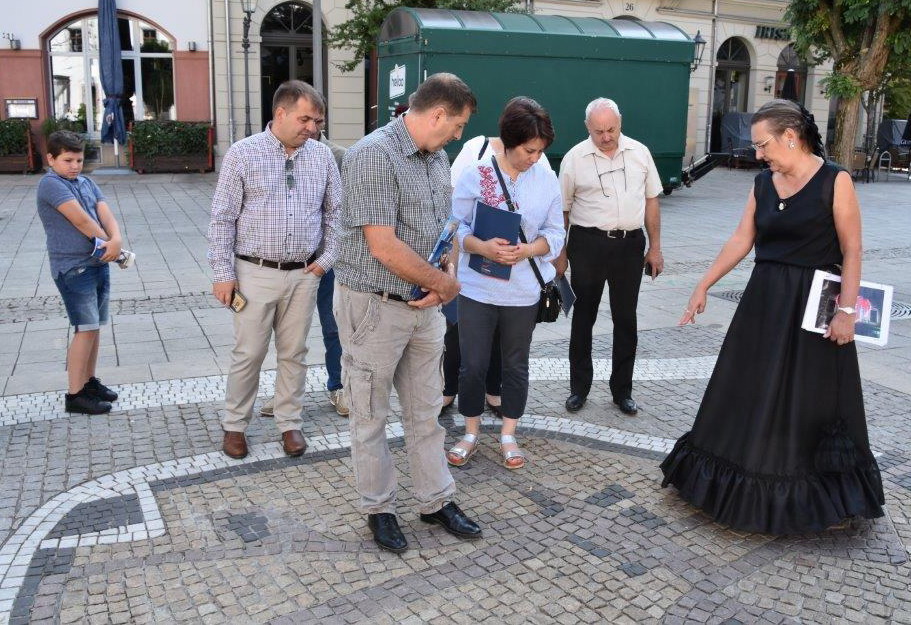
[53,264,110,332]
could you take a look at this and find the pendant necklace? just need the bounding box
[778,199,787,211]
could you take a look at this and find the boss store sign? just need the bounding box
[755,26,791,41]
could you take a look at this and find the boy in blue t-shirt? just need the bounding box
[37,131,125,414]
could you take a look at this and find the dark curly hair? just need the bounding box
[752,99,824,158]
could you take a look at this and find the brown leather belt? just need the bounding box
[236,253,317,270]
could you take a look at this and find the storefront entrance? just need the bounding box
[259,1,326,130]
[711,38,751,152]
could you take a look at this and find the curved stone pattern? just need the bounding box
[0,357,718,428]
[0,408,907,624]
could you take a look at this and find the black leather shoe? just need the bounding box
[564,394,586,412]
[614,397,639,415]
[367,513,408,553]
[419,502,482,539]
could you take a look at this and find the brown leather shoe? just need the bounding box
[282,430,307,457]
[222,431,248,459]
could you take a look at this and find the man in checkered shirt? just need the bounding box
[334,73,483,553]
[208,80,342,461]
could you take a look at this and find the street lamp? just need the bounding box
[240,0,258,137]
[691,30,706,73]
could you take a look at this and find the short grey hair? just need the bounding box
[585,98,622,122]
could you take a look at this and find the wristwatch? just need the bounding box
[836,306,856,315]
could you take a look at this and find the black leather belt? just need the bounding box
[374,291,407,302]
[576,226,643,239]
[236,253,317,270]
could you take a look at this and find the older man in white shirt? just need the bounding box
[556,98,664,416]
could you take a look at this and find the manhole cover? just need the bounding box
[711,290,911,320]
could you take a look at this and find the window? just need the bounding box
[68,28,83,52]
[47,14,175,139]
[775,44,808,105]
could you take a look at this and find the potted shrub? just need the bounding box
[0,119,39,174]
[129,121,214,173]
[41,113,100,162]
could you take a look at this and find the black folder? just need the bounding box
[468,201,521,280]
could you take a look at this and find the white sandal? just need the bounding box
[446,432,479,467]
[500,434,526,470]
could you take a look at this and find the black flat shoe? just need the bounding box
[367,513,408,553]
[614,397,639,415]
[84,376,118,402]
[65,391,112,415]
[485,399,503,418]
[564,394,586,412]
[420,502,482,539]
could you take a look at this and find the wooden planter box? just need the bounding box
[131,153,212,174]
[0,154,34,174]
[0,128,40,174]
[130,125,214,174]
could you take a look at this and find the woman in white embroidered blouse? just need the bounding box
[446,97,565,470]
[440,135,554,417]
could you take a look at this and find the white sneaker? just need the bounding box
[329,389,349,416]
[260,396,275,417]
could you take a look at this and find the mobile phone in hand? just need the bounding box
[230,290,248,313]
[644,261,660,279]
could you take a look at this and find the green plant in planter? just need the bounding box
[41,116,87,139]
[131,121,209,159]
[0,119,30,156]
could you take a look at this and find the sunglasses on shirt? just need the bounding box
[285,158,294,191]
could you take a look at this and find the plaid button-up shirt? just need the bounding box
[207,125,342,283]
[335,116,452,298]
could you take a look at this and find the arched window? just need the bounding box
[775,44,808,105]
[261,2,314,35]
[259,1,327,129]
[711,37,752,151]
[47,14,175,138]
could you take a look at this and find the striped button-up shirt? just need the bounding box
[207,125,342,283]
[335,116,452,299]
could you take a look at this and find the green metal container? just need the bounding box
[377,8,695,192]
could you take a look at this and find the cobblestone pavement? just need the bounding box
[0,169,910,623]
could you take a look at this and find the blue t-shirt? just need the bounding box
[36,172,107,276]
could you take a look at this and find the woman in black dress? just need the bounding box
[661,100,885,534]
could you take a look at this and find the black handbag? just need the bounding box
[491,157,562,323]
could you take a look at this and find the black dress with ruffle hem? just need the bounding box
[660,163,885,535]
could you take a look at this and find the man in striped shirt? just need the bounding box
[208,80,342,460]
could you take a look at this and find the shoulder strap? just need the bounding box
[491,156,547,289]
[478,136,489,160]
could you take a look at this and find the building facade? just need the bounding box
[2,0,831,168]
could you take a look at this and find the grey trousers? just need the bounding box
[334,284,456,515]
[222,261,320,433]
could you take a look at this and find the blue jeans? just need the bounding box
[318,269,343,391]
[53,264,110,332]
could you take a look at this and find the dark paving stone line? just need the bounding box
[8,548,75,625]
[0,292,219,324]
[217,511,272,544]
[584,483,636,508]
[530,323,726,359]
[45,493,142,539]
